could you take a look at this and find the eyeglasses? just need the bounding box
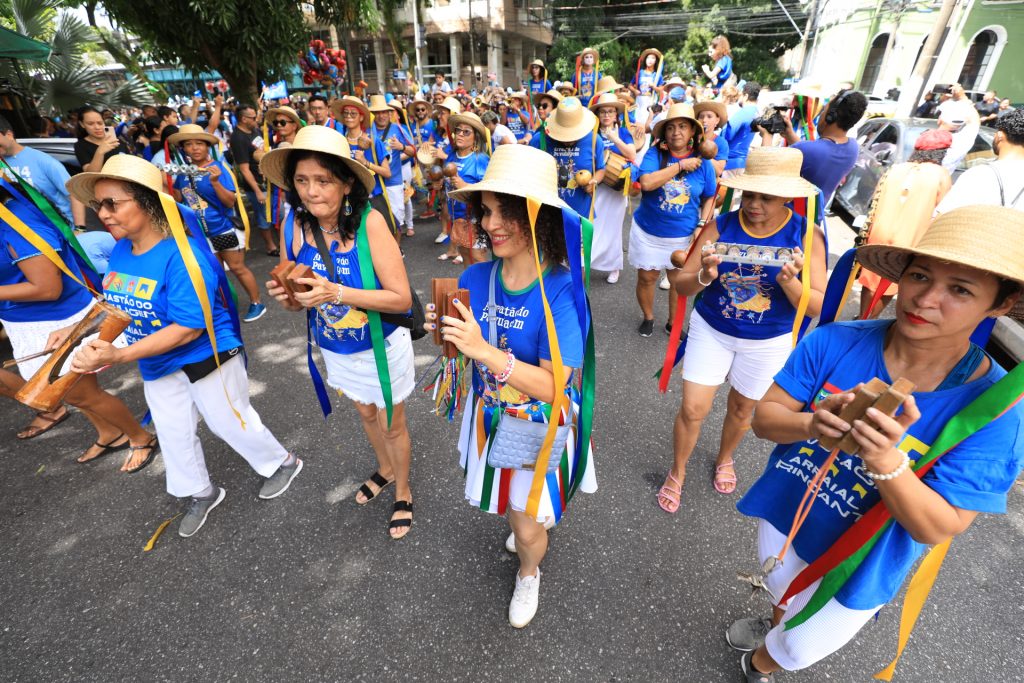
[453,127,474,137]
[537,103,552,110]
[340,109,361,118]
[88,197,132,213]
[272,119,291,127]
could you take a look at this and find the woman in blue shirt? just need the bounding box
[629,48,665,120]
[702,35,733,92]
[693,100,730,177]
[589,93,636,284]
[526,59,552,96]
[529,97,605,221]
[726,205,1024,681]
[438,112,491,265]
[502,92,533,145]
[66,154,298,539]
[262,126,417,540]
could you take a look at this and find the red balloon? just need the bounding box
[303,73,314,85]
[338,49,346,59]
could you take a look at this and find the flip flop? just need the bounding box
[657,472,684,513]
[714,460,738,494]
[355,471,394,505]
[76,433,128,464]
[452,255,464,264]
[437,253,451,261]
[266,248,280,257]
[123,436,159,474]
[17,407,70,440]
[389,499,413,540]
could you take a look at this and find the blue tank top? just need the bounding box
[695,209,807,340]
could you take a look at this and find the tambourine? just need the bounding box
[701,242,796,267]
[818,377,916,455]
[431,278,468,358]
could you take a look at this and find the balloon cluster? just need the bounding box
[299,39,346,88]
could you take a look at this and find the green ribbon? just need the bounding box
[354,205,394,429]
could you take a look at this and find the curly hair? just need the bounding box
[996,107,1024,146]
[908,148,946,165]
[468,192,567,266]
[284,150,371,243]
[121,180,171,236]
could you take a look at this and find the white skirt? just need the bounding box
[591,184,627,272]
[321,327,415,408]
[627,219,693,271]
[1,300,97,380]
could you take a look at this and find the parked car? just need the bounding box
[17,137,81,176]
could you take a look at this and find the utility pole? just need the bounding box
[894,0,957,117]
[411,0,424,89]
[468,0,477,87]
[798,0,819,78]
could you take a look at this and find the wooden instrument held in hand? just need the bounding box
[574,170,593,188]
[431,278,469,358]
[270,261,301,307]
[286,263,314,296]
[416,142,436,166]
[602,152,629,191]
[443,162,459,178]
[818,377,916,455]
[698,139,718,160]
[16,301,131,412]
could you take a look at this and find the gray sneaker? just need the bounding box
[740,651,774,683]
[178,488,226,538]
[258,458,303,500]
[726,616,774,652]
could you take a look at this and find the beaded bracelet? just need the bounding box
[334,283,344,306]
[494,349,516,383]
[697,267,713,287]
[865,452,911,481]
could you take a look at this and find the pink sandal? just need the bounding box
[657,472,684,513]
[714,460,738,494]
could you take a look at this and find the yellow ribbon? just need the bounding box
[159,192,245,428]
[220,162,251,249]
[524,197,569,519]
[262,121,272,224]
[874,539,952,680]
[0,203,98,297]
[790,193,816,347]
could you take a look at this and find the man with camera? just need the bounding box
[721,81,762,176]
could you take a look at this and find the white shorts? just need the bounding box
[681,309,792,400]
[756,520,882,671]
[385,184,408,227]
[321,327,415,408]
[628,219,693,271]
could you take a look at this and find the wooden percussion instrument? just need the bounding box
[270,261,301,307]
[574,170,592,188]
[427,165,444,182]
[602,151,629,191]
[416,143,436,166]
[701,242,795,267]
[431,278,469,358]
[818,377,916,455]
[443,162,459,178]
[286,263,315,296]
[356,135,372,151]
[15,301,131,412]
[698,139,718,160]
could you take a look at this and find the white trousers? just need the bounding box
[143,355,288,498]
[386,184,413,230]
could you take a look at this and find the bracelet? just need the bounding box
[334,283,344,305]
[696,268,713,287]
[494,349,516,383]
[864,452,911,481]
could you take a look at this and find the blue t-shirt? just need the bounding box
[600,126,635,155]
[409,119,436,147]
[632,69,664,97]
[444,151,489,221]
[529,79,553,95]
[695,209,807,339]
[713,56,733,89]
[633,147,716,238]
[791,138,859,204]
[459,261,584,399]
[713,134,730,163]
[1,148,73,223]
[574,70,602,103]
[103,238,242,380]
[371,123,408,187]
[0,210,93,323]
[737,320,1024,610]
[529,132,605,219]
[505,112,530,141]
[172,159,237,237]
[344,127,388,197]
[723,104,758,170]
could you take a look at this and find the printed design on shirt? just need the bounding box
[658,175,692,213]
[552,145,587,198]
[638,71,657,95]
[180,185,209,213]
[102,270,162,342]
[103,271,158,301]
[476,330,532,406]
[317,303,368,341]
[718,263,775,320]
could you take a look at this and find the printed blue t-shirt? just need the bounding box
[371,123,409,187]
[103,237,242,380]
[529,133,605,219]
[723,104,758,170]
[172,159,236,237]
[409,119,436,148]
[574,70,602,103]
[505,112,530,141]
[632,69,664,97]
[444,151,489,220]
[791,138,859,204]
[344,127,388,197]
[529,79,553,95]
[633,147,716,238]
[737,320,1024,610]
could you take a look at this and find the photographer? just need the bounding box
[721,81,761,175]
[758,89,867,204]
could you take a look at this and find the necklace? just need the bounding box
[319,223,339,235]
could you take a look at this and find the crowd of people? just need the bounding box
[4,35,1024,683]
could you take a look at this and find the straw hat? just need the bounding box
[719,147,818,199]
[388,99,406,113]
[330,96,370,127]
[367,94,392,113]
[267,105,304,128]
[652,103,702,141]
[532,88,563,109]
[448,111,488,145]
[663,76,685,90]
[529,58,545,69]
[544,97,597,142]
[436,96,462,115]
[508,91,529,105]
[449,144,568,211]
[67,153,166,206]
[580,47,599,63]
[594,76,622,98]
[259,125,375,193]
[859,206,1024,319]
[589,92,625,115]
[693,101,729,127]
[166,123,219,148]
[616,88,636,105]
[638,48,663,67]
[555,81,577,96]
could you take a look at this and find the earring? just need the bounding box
[343,196,352,216]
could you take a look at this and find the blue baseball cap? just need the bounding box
[669,87,685,101]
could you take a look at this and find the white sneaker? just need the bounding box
[434,232,449,244]
[508,568,541,628]
[658,274,670,290]
[606,270,620,284]
[505,517,556,553]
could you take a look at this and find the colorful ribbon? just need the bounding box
[354,206,395,429]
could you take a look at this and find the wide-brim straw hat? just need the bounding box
[533,89,563,109]
[330,96,370,127]
[435,96,462,115]
[259,125,375,193]
[555,81,577,96]
[508,90,529,105]
[589,92,625,115]
[66,153,165,205]
[663,76,685,90]
[719,147,818,198]
[693,101,729,126]
[448,111,488,144]
[544,97,597,142]
[638,48,663,66]
[530,58,545,69]
[388,99,406,112]
[166,123,219,148]
[652,102,702,141]
[594,76,622,98]
[368,94,392,113]
[267,106,304,128]
[449,144,568,211]
[580,47,599,62]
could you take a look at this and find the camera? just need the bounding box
[651,103,664,115]
[751,106,790,135]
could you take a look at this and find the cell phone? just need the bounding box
[104,126,113,136]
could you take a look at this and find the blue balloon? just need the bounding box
[384,93,394,103]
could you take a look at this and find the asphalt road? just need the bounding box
[2,213,1022,682]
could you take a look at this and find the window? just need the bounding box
[958,30,997,91]
[860,34,888,95]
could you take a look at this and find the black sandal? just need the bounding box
[76,433,128,463]
[266,248,280,257]
[124,436,159,474]
[355,471,393,505]
[389,500,413,539]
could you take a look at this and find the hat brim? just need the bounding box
[544,107,598,142]
[638,49,663,64]
[448,178,569,212]
[329,101,370,128]
[166,129,220,147]
[532,92,561,108]
[719,173,819,199]
[652,114,702,142]
[693,101,728,126]
[448,113,488,144]
[259,145,375,193]
[589,99,625,114]
[267,108,303,127]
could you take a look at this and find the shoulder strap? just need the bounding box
[354,206,395,428]
[990,164,1006,206]
[487,260,500,346]
[308,218,338,283]
[284,211,297,261]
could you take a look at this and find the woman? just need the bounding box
[167,124,266,323]
[630,48,665,117]
[555,82,577,99]
[75,106,127,174]
[265,105,302,148]
[531,89,563,130]
[629,103,717,337]
[481,111,516,148]
[526,60,552,96]
[66,155,299,539]
[693,100,730,176]
[702,35,733,92]
[657,147,826,512]
[503,92,533,145]
[529,98,605,222]
[727,205,1024,681]
[332,96,396,235]
[430,144,596,627]
[432,97,463,259]
[573,47,602,104]
[589,93,636,284]
[0,182,155,466]
[261,126,416,540]
[438,112,491,265]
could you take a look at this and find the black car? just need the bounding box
[833,117,996,220]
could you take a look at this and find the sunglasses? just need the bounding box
[340,109,361,117]
[537,102,552,110]
[272,119,292,127]
[88,197,132,213]
[453,127,474,137]
[414,108,428,114]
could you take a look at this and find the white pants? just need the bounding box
[757,520,882,671]
[143,355,288,498]
[386,184,413,230]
